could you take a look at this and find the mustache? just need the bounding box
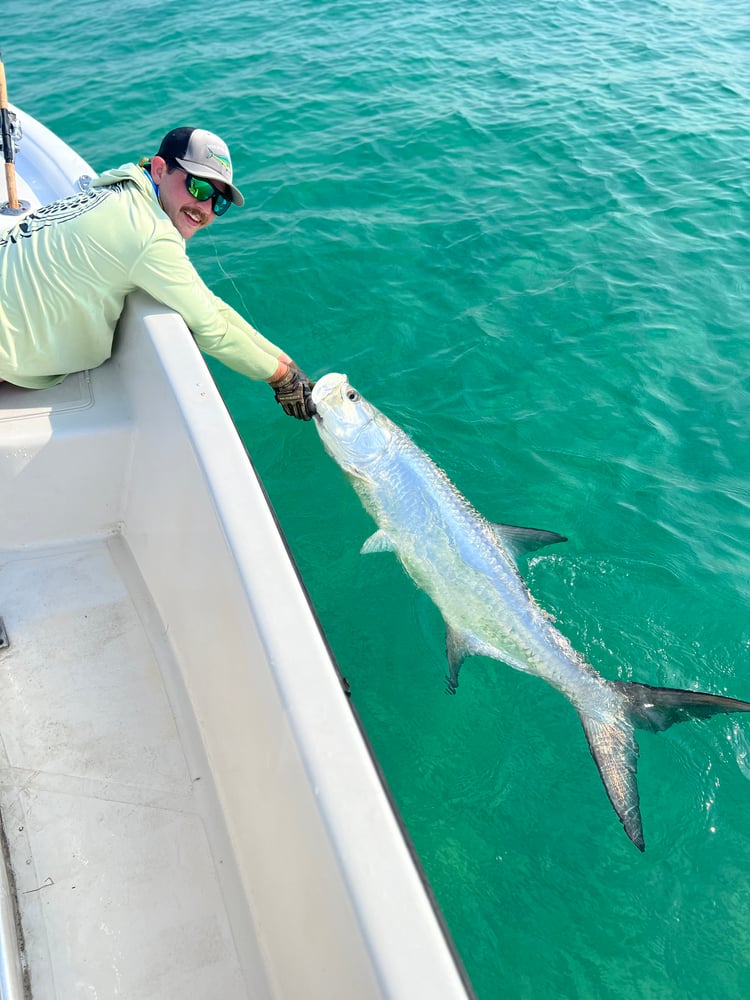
[183,206,210,224]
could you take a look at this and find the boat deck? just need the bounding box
[0,535,256,999]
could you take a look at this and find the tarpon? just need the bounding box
[312,371,750,851]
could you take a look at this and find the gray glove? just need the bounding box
[270,366,316,420]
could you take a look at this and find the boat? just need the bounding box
[0,104,474,998]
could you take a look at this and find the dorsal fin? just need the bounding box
[491,523,568,561]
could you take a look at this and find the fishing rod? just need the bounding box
[0,52,28,216]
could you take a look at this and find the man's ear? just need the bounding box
[150,155,167,184]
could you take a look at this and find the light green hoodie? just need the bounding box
[0,163,284,388]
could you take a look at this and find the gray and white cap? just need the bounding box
[156,127,245,206]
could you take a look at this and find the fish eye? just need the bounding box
[346,389,360,402]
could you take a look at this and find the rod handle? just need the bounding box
[0,52,20,210]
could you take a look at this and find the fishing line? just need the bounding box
[204,227,259,329]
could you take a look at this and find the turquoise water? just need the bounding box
[7,2,750,996]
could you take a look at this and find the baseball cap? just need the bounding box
[156,127,245,207]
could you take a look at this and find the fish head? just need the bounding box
[312,373,391,475]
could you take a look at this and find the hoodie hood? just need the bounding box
[93,163,158,202]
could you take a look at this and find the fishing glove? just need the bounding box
[270,365,316,420]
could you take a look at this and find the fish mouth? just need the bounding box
[311,372,377,447]
[311,372,347,410]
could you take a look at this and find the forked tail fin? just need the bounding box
[579,681,750,852]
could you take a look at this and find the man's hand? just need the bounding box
[270,365,316,420]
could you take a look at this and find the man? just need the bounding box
[0,126,315,419]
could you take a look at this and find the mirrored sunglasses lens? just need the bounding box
[212,194,231,217]
[186,175,214,201]
[185,174,232,215]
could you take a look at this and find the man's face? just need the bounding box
[150,157,223,240]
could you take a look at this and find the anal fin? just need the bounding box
[445,625,502,695]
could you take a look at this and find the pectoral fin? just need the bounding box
[578,711,644,852]
[361,530,397,554]
[492,523,568,560]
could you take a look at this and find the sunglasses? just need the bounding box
[183,172,232,217]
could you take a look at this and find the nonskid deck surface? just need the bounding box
[0,536,250,999]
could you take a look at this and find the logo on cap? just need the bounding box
[207,146,231,177]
